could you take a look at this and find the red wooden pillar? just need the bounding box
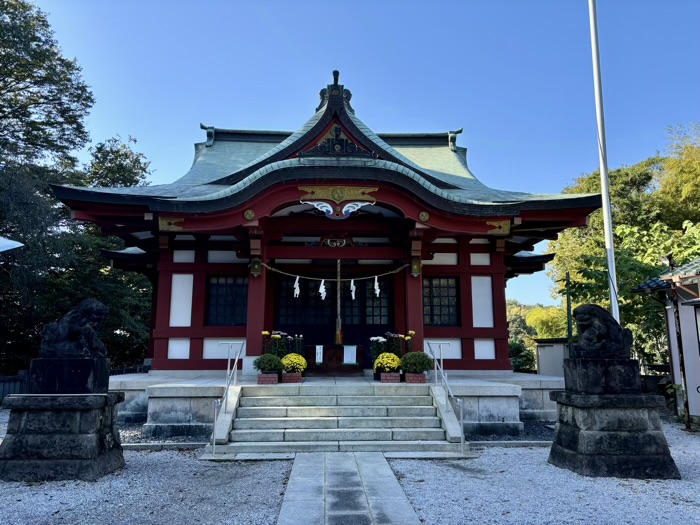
[152,241,173,368]
[246,232,266,356]
[491,251,511,369]
[404,268,424,352]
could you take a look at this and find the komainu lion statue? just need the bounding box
[572,304,633,359]
[40,299,110,358]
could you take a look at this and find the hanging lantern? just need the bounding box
[411,257,421,277]
[250,257,262,277]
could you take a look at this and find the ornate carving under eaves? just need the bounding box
[299,186,378,204]
[321,236,354,248]
[299,125,376,159]
[486,220,510,235]
[306,201,373,220]
[159,217,184,231]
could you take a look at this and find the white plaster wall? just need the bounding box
[470,253,490,266]
[664,301,683,389]
[679,303,700,416]
[208,250,246,263]
[203,338,246,360]
[471,276,494,327]
[423,253,458,265]
[474,339,496,360]
[173,250,195,263]
[424,339,462,359]
[167,338,190,359]
[169,274,193,327]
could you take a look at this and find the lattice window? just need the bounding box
[277,278,333,326]
[423,277,459,326]
[206,276,248,326]
[365,280,389,325]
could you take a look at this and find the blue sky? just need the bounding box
[34,0,700,306]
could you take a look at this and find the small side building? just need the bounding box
[634,258,700,421]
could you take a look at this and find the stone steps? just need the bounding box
[230,428,446,442]
[218,383,458,454]
[238,395,434,407]
[207,440,462,454]
[233,416,442,430]
[236,405,437,418]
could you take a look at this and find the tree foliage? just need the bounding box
[84,136,151,188]
[547,125,700,364]
[525,307,568,339]
[0,2,151,373]
[0,0,94,162]
[1,139,153,372]
[655,123,700,228]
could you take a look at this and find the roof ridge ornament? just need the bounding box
[448,128,463,151]
[200,123,215,147]
[316,70,354,114]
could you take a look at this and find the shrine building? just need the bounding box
[52,72,600,374]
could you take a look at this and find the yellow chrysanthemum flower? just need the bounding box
[281,353,308,373]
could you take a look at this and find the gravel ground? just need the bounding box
[390,421,700,525]
[2,409,699,525]
[117,422,207,444]
[0,450,291,525]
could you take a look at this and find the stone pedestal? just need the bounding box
[29,358,110,394]
[0,393,125,481]
[549,358,680,479]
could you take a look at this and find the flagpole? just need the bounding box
[588,0,620,322]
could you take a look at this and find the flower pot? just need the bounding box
[373,371,381,381]
[257,372,280,385]
[282,372,303,383]
[405,372,426,384]
[380,372,401,383]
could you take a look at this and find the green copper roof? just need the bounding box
[53,71,601,216]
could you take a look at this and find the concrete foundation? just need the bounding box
[142,384,223,439]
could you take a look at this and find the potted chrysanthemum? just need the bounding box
[281,353,307,383]
[373,352,402,383]
[253,354,284,384]
[401,351,433,384]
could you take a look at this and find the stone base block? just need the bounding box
[549,394,680,479]
[29,358,110,394]
[549,443,680,479]
[563,358,640,395]
[0,449,125,482]
[0,393,125,481]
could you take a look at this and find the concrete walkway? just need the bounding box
[277,452,420,525]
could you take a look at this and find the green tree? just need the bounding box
[655,123,700,228]
[84,136,151,188]
[0,0,94,162]
[0,2,152,372]
[506,300,538,372]
[1,138,153,371]
[547,126,700,365]
[525,306,568,339]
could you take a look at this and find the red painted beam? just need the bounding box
[265,245,406,260]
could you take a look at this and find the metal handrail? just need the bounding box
[426,342,465,455]
[211,341,245,455]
